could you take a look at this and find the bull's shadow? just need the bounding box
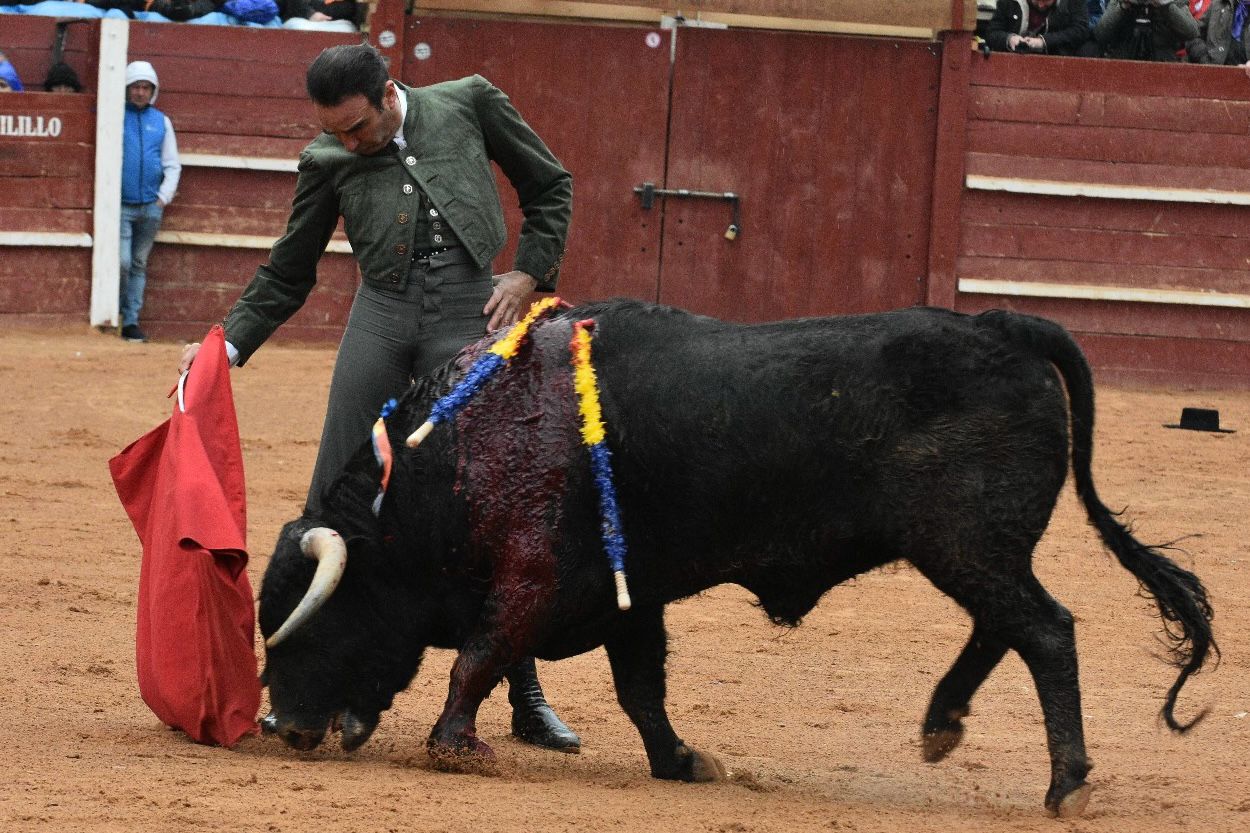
[255,299,1216,818]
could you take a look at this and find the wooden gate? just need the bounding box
[660,27,938,320]
[399,15,670,306]
[398,14,940,320]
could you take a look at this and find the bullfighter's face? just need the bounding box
[314,79,403,157]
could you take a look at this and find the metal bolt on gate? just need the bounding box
[633,181,742,241]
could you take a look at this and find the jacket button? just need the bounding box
[395,244,408,255]
[405,155,417,165]
[402,184,414,195]
[432,234,443,243]
[397,212,409,224]
[388,272,400,284]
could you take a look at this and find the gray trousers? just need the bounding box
[306,248,491,512]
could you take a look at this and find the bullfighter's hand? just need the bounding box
[179,342,201,376]
[484,270,538,331]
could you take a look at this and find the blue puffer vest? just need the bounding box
[122,104,167,204]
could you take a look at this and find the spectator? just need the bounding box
[975,0,995,38]
[85,0,235,21]
[985,0,1100,55]
[1094,0,1202,60]
[280,0,357,28]
[84,0,146,16]
[220,0,278,22]
[119,61,181,344]
[143,0,226,20]
[0,50,23,91]
[43,62,83,93]
[1188,0,1250,63]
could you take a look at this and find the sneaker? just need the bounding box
[120,324,148,343]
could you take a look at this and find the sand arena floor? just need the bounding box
[1,327,1247,833]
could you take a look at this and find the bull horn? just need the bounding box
[265,527,347,649]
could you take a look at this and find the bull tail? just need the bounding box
[980,310,1218,731]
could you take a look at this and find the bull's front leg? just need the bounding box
[426,628,514,769]
[427,552,556,769]
[604,605,726,782]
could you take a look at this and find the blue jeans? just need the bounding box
[119,201,163,328]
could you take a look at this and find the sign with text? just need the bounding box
[0,113,64,138]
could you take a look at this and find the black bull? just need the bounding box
[258,301,1215,816]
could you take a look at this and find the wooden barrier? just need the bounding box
[944,53,1250,388]
[410,0,976,36]
[1,8,1246,387]
[122,22,361,343]
[1,16,98,95]
[0,20,97,324]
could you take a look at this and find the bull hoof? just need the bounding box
[921,727,964,763]
[921,705,969,763]
[689,747,727,782]
[659,743,726,783]
[426,735,498,775]
[1049,783,1092,818]
[338,711,379,752]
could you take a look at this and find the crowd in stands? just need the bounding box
[0,49,83,92]
[0,0,359,31]
[979,0,1250,65]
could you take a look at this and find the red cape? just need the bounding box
[109,325,260,747]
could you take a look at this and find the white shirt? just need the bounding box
[391,82,408,149]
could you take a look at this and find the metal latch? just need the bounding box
[633,181,741,241]
[659,15,729,30]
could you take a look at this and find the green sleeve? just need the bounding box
[473,77,572,292]
[222,150,339,365]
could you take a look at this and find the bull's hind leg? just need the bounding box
[921,625,1008,762]
[921,568,1092,817]
[604,605,726,782]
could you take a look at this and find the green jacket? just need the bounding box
[223,76,572,365]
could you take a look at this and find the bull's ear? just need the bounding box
[322,464,385,544]
[278,517,319,557]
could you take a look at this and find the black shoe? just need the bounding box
[511,703,581,752]
[507,657,581,753]
[121,324,148,343]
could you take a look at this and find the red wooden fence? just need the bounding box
[1,12,1246,388]
[126,23,362,343]
[930,50,1250,389]
[0,17,98,325]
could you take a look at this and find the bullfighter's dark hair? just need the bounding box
[306,43,389,109]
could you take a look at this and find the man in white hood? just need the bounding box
[119,60,181,344]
